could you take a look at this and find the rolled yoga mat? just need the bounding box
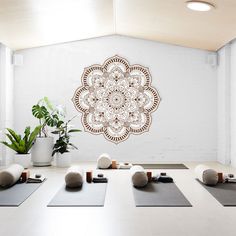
[195,165,218,186]
[130,165,148,188]
[132,164,188,169]
[48,182,107,207]
[97,153,112,169]
[133,182,192,207]
[197,180,236,206]
[0,182,45,206]
[65,166,83,188]
[0,164,24,187]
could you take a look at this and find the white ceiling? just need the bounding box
[0,0,235,51]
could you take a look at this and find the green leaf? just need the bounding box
[27,126,41,151]
[56,120,64,128]
[52,149,57,156]
[44,112,59,127]
[69,143,78,149]
[23,126,30,143]
[6,134,18,147]
[52,115,81,155]
[51,130,60,134]
[43,97,54,111]
[0,141,19,153]
[1,126,40,154]
[18,139,26,153]
[32,105,48,119]
[5,135,21,151]
[68,129,82,133]
[6,128,21,143]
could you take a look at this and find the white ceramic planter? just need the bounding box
[31,137,54,166]
[55,152,71,168]
[14,153,31,169]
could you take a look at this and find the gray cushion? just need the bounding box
[97,153,112,169]
[130,165,148,188]
[0,164,24,187]
[65,166,83,188]
[195,164,218,186]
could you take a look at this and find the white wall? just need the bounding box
[217,45,231,164]
[217,40,236,167]
[14,35,217,162]
[0,43,14,166]
[230,41,236,167]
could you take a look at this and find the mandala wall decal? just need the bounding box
[72,55,161,144]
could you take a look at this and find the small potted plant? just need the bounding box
[31,97,64,166]
[0,126,41,168]
[52,116,81,167]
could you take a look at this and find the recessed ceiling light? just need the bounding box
[186,1,215,12]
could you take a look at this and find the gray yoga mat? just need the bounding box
[132,164,188,169]
[48,182,107,207]
[0,182,44,207]
[133,182,192,207]
[197,180,236,206]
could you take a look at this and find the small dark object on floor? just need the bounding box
[218,173,223,183]
[147,171,152,182]
[26,176,45,183]
[93,178,108,183]
[97,174,104,178]
[35,174,41,178]
[152,176,159,182]
[20,170,30,183]
[86,171,93,183]
[112,160,117,169]
[152,174,173,183]
[225,177,236,183]
[160,172,166,176]
[158,176,173,183]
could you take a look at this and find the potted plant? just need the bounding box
[0,126,41,168]
[31,97,64,166]
[52,116,81,167]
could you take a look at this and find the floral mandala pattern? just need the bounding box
[72,55,161,144]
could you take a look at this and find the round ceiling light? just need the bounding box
[186,1,215,11]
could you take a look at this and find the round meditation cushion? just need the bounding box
[130,165,148,188]
[97,153,112,169]
[65,166,83,188]
[0,164,24,187]
[195,164,218,186]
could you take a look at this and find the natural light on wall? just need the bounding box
[186,1,215,11]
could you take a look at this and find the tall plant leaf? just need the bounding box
[0,141,19,153]
[23,126,30,143]
[52,115,81,156]
[5,134,19,149]
[44,113,59,127]
[68,129,82,133]
[43,97,54,111]
[68,143,78,149]
[6,128,21,143]
[27,126,41,150]
[32,105,48,119]
[0,126,41,154]
[19,139,26,153]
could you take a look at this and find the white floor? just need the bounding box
[0,162,236,236]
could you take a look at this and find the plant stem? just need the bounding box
[39,118,42,137]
